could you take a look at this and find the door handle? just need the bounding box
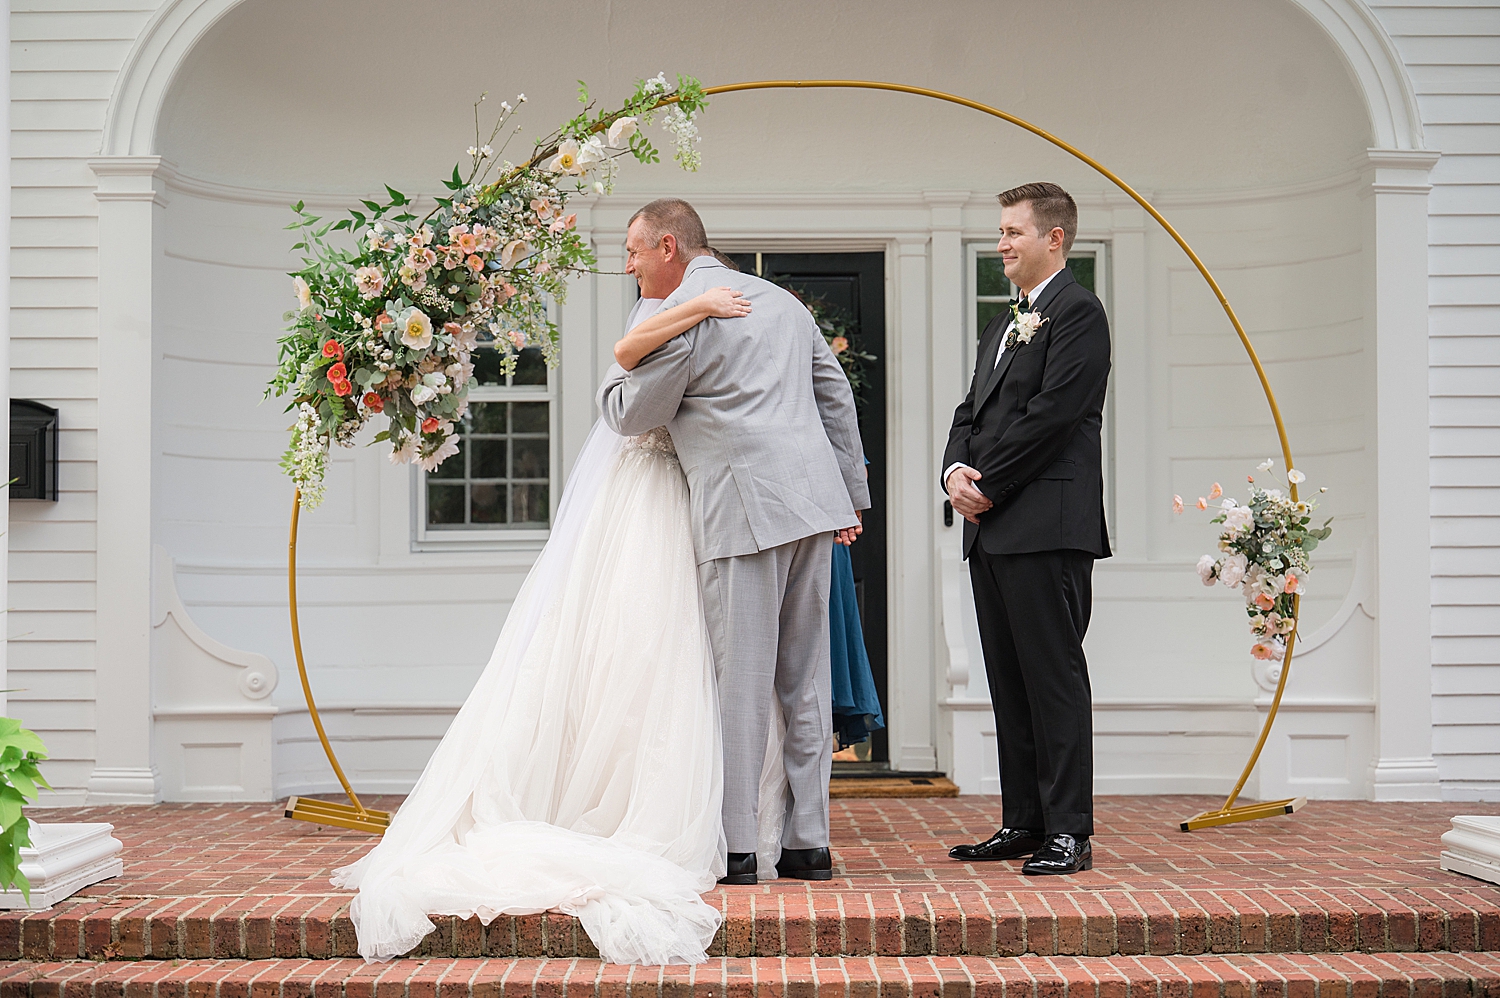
[943,500,953,528]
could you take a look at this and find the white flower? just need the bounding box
[480,145,493,157]
[467,146,478,157]
[410,382,437,405]
[1287,468,1306,485]
[293,276,312,311]
[398,306,433,350]
[419,431,461,472]
[1014,310,1046,344]
[1257,458,1274,472]
[593,181,606,195]
[1219,553,1249,589]
[500,239,531,269]
[1196,554,1218,587]
[1223,506,1254,533]
[576,135,607,171]
[607,116,639,147]
[388,434,417,465]
[548,139,583,174]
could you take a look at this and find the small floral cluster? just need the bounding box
[1175,459,1332,662]
[267,75,708,507]
[771,277,876,406]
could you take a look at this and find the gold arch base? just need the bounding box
[284,79,1304,836]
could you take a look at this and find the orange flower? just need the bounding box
[1254,592,1275,611]
[421,416,440,434]
[1208,482,1223,500]
[332,378,352,397]
[327,362,347,382]
[322,340,343,360]
[1195,497,1207,510]
[374,312,394,331]
[466,254,485,274]
[363,392,384,413]
[830,336,849,355]
[443,321,463,338]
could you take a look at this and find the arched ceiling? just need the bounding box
[156,0,1372,198]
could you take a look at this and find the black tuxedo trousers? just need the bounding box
[968,547,1095,836]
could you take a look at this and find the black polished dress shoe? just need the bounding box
[718,852,757,885]
[777,846,833,880]
[948,827,1045,862]
[1021,834,1092,875]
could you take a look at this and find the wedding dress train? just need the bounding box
[334,424,773,965]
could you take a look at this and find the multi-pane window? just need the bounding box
[971,251,1097,340]
[420,342,553,534]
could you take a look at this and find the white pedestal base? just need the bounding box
[0,823,124,909]
[1440,815,1500,886]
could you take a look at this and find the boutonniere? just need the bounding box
[1004,299,1048,350]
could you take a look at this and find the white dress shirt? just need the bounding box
[943,266,1067,495]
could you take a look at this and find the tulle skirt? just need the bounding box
[332,433,728,965]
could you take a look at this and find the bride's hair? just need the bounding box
[629,198,709,257]
[708,247,739,271]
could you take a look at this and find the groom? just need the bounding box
[942,183,1111,875]
[598,198,869,885]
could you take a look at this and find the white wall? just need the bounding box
[9,1,163,803]
[1367,1,1500,800]
[10,0,1493,802]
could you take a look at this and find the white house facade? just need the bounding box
[5,0,1498,806]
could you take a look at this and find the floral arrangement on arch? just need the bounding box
[1175,459,1332,663]
[266,74,708,508]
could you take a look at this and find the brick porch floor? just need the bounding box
[3,796,1498,963]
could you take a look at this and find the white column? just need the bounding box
[1105,204,1148,558]
[85,156,169,804]
[926,194,966,777]
[558,202,596,479]
[1366,148,1442,801]
[888,236,937,772]
[0,0,11,719]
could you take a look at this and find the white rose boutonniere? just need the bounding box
[1004,299,1048,350]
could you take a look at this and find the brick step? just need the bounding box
[7,890,1498,962]
[4,952,1500,998]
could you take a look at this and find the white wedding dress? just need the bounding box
[332,419,789,965]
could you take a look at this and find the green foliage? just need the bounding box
[0,719,50,904]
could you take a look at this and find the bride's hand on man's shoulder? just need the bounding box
[699,287,752,319]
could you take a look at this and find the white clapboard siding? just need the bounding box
[1370,2,1500,799]
[8,1,162,803]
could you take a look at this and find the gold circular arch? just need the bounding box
[284,79,1307,836]
[684,80,1305,832]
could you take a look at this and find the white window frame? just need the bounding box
[964,240,1115,549]
[411,348,560,550]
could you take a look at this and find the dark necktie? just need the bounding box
[1017,295,1031,313]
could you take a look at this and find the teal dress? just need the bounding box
[830,540,885,748]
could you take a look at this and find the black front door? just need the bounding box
[726,251,889,764]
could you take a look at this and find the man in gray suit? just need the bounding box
[598,199,870,885]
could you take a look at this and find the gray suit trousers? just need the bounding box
[699,532,834,854]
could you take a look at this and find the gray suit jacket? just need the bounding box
[598,256,871,563]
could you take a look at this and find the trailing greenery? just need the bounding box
[0,719,49,903]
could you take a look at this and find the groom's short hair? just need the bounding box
[629,198,709,257]
[997,183,1077,254]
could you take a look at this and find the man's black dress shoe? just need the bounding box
[948,828,1045,862]
[1021,834,1092,875]
[777,846,833,880]
[719,852,757,885]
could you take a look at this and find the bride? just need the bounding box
[331,285,777,966]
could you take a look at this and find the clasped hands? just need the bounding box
[946,466,993,525]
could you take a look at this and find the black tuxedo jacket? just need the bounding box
[942,267,1112,560]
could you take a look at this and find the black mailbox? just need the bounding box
[10,400,58,501]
